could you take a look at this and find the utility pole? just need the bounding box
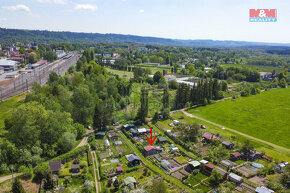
[11,166,14,183]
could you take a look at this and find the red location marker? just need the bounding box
[147,127,156,145]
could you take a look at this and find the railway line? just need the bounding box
[0,52,81,101]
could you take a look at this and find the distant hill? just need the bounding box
[1,28,290,48]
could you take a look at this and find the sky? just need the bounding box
[0,0,289,43]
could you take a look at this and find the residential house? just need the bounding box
[126,154,141,166]
[116,166,123,174]
[49,161,62,174]
[102,52,111,58]
[230,152,241,161]
[144,146,157,157]
[124,177,137,187]
[215,167,228,179]
[71,164,80,174]
[228,173,243,184]
[185,161,200,173]
[260,72,273,81]
[202,132,217,142]
[108,133,119,141]
[204,163,215,174]
[222,141,234,149]
[95,131,106,139]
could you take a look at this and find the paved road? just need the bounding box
[0,173,21,184]
[178,109,290,154]
[76,129,94,148]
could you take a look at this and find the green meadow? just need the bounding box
[187,87,290,149]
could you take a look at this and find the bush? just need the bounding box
[18,165,32,179]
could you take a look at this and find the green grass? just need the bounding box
[105,68,134,79]
[185,173,207,186]
[187,87,290,149]
[171,111,290,161]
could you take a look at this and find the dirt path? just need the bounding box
[76,129,94,149]
[179,109,290,154]
[91,151,101,193]
[0,173,22,184]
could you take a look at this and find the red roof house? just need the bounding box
[144,146,157,157]
[202,132,217,141]
[116,166,123,173]
[205,163,215,173]
[230,152,241,160]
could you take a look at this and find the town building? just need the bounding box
[0,58,18,71]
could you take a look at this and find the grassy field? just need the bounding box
[187,87,290,149]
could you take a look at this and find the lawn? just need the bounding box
[187,87,290,149]
[170,111,290,161]
[194,183,211,192]
[105,68,134,79]
[185,172,207,186]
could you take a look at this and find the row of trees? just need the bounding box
[174,78,227,109]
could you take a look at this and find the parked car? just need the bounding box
[201,124,206,129]
[178,116,184,119]
[87,126,92,130]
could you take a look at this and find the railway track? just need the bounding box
[0,52,81,101]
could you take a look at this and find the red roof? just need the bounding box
[202,132,217,140]
[37,60,47,65]
[116,166,123,172]
[231,152,241,157]
[144,146,156,152]
[205,163,215,169]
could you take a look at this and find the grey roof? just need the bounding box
[229,173,243,182]
[128,155,141,162]
[124,177,136,185]
[49,161,62,172]
[222,141,233,146]
[255,187,274,193]
[221,160,232,167]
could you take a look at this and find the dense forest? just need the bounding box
[1,27,290,47]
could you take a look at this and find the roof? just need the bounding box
[221,160,232,167]
[37,60,47,65]
[49,161,62,172]
[71,164,80,169]
[229,173,243,182]
[255,187,274,193]
[124,177,136,185]
[215,167,227,176]
[205,163,215,169]
[0,59,18,67]
[231,152,241,157]
[114,141,122,145]
[128,155,141,162]
[188,161,200,168]
[252,163,264,169]
[159,136,168,142]
[202,132,217,140]
[137,128,147,133]
[222,141,233,146]
[200,160,208,164]
[116,166,123,172]
[144,146,156,152]
[95,131,106,136]
[109,133,119,138]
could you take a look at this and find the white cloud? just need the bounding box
[75,4,98,11]
[139,9,144,13]
[2,4,31,12]
[36,0,68,4]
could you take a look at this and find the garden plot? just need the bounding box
[248,176,269,186]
